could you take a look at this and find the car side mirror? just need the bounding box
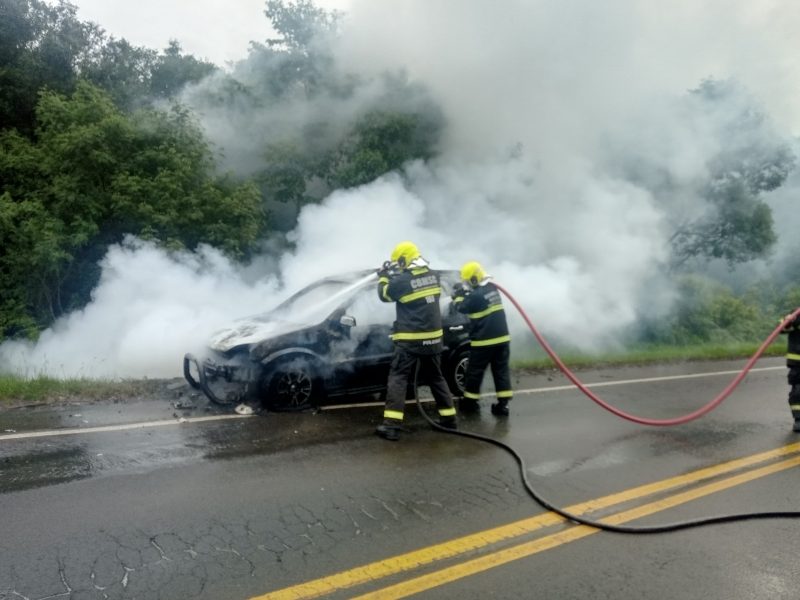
[339,315,357,328]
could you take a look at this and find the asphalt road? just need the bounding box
[1,357,798,600]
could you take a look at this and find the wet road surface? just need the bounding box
[1,358,798,599]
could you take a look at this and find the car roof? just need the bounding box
[307,268,459,285]
[274,268,461,312]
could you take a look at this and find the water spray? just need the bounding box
[313,271,379,310]
[418,283,800,533]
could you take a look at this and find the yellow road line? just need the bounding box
[354,455,800,599]
[251,442,800,600]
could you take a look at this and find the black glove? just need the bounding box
[376,261,392,278]
[451,281,468,299]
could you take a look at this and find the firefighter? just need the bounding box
[452,261,512,417]
[780,312,800,432]
[375,241,458,441]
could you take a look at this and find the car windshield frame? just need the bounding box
[253,270,376,325]
[246,269,462,326]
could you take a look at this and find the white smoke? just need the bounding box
[0,240,279,378]
[3,0,800,378]
[335,0,800,156]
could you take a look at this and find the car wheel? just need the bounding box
[263,358,320,412]
[446,347,470,397]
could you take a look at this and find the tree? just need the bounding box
[0,0,35,65]
[80,37,157,108]
[171,0,444,229]
[328,109,441,189]
[0,192,65,337]
[0,0,220,134]
[670,183,778,266]
[253,102,444,225]
[265,0,340,52]
[0,81,264,336]
[0,0,100,133]
[670,79,796,268]
[243,0,341,102]
[635,275,766,346]
[149,40,217,99]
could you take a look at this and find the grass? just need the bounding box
[512,340,786,371]
[0,376,169,408]
[0,341,788,408]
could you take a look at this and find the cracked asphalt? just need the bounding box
[1,358,798,599]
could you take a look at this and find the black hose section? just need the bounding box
[413,387,800,533]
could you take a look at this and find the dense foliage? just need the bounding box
[0,81,263,336]
[668,80,795,268]
[636,277,800,347]
[182,0,444,229]
[0,0,217,131]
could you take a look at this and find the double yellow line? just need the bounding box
[253,442,800,600]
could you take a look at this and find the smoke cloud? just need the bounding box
[0,240,279,378]
[3,0,800,378]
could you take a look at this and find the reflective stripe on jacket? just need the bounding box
[378,267,443,350]
[454,281,510,346]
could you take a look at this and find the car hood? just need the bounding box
[208,318,309,353]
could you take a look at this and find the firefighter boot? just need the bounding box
[438,416,458,430]
[491,399,510,417]
[793,420,800,433]
[459,397,480,413]
[375,421,401,441]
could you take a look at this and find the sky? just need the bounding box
[4,0,800,378]
[73,0,351,66]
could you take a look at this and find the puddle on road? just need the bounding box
[0,445,93,492]
[529,420,771,478]
[632,421,767,459]
[0,397,213,434]
[0,404,371,492]
[0,398,515,493]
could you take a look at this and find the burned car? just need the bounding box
[183,270,471,411]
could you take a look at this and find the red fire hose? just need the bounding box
[494,282,800,426]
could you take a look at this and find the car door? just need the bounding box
[326,286,396,394]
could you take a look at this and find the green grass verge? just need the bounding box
[512,340,786,371]
[0,376,168,408]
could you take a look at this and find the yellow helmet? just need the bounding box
[460,261,487,287]
[391,241,420,268]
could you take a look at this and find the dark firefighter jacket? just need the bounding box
[378,266,443,354]
[781,316,800,366]
[453,282,510,346]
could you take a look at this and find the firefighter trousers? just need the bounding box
[383,346,456,424]
[463,342,512,403]
[787,364,800,421]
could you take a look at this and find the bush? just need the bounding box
[636,275,798,347]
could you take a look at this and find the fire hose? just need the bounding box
[418,286,800,533]
[494,283,800,426]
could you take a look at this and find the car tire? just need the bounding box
[445,347,470,397]
[262,357,321,412]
